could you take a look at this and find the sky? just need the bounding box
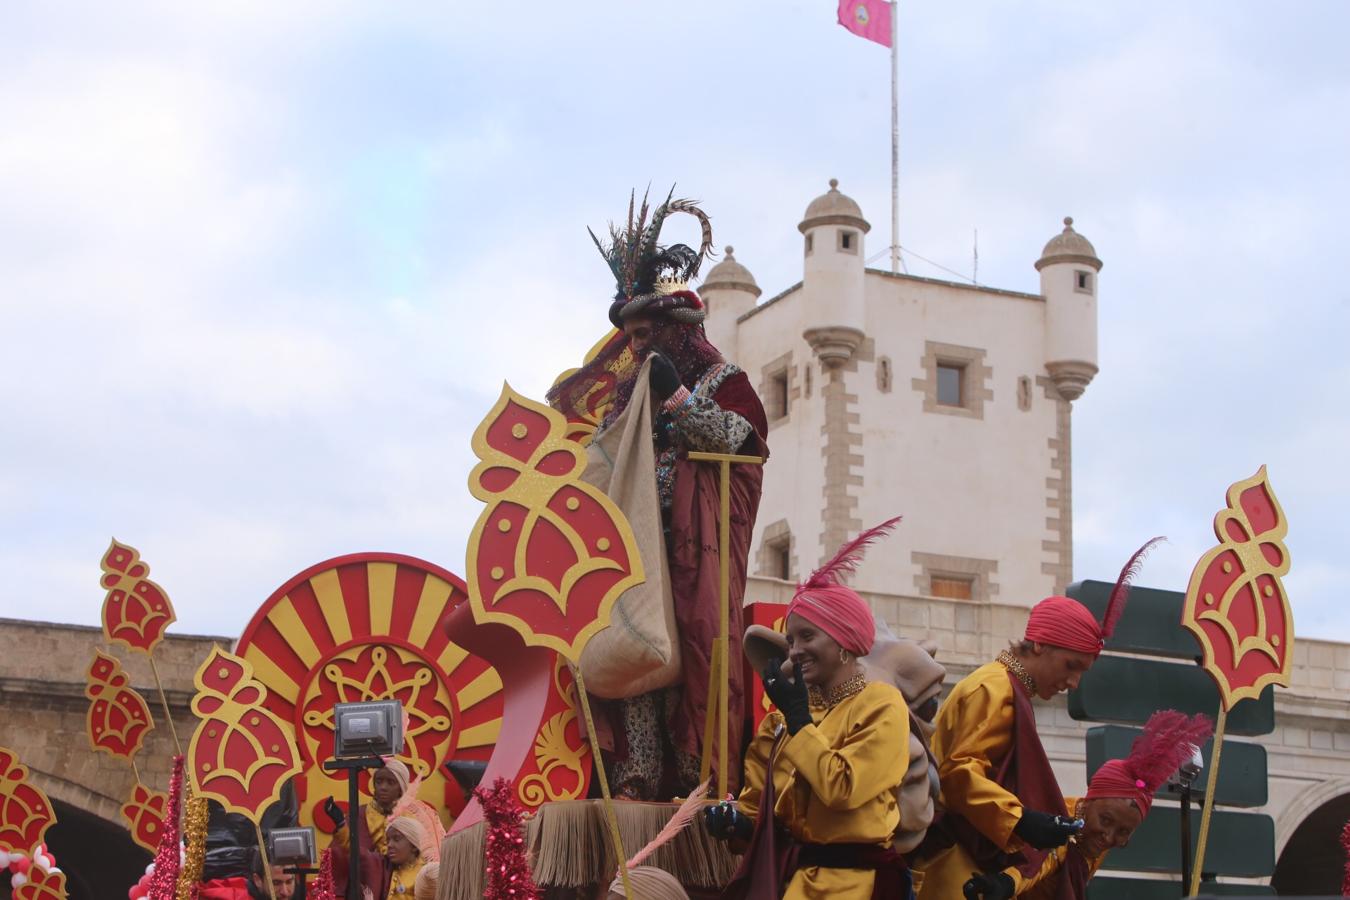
[2,2,1347,640]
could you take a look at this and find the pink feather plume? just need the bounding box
[625,779,711,870]
[799,517,903,591]
[1125,710,1213,794]
[1101,536,1166,640]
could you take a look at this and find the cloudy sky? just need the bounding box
[2,2,1346,640]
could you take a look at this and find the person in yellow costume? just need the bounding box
[916,539,1163,899]
[328,758,409,897]
[381,816,429,899]
[963,710,1211,899]
[708,518,913,900]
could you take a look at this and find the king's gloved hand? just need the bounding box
[324,796,346,831]
[703,802,753,842]
[1013,808,1082,849]
[761,659,812,734]
[962,871,1014,900]
[648,353,682,401]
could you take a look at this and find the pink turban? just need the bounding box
[1024,595,1103,656]
[787,585,875,657]
[1084,759,1154,815]
[1084,711,1213,819]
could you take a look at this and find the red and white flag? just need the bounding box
[837,0,892,48]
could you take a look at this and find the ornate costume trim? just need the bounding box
[807,670,868,710]
[997,650,1038,696]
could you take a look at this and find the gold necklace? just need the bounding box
[810,671,868,709]
[997,650,1037,695]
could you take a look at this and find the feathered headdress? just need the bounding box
[1101,536,1167,640]
[1085,710,1213,815]
[787,517,902,657]
[590,187,715,326]
[799,516,903,593]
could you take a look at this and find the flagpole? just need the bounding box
[889,0,900,273]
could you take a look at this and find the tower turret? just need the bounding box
[799,179,869,366]
[699,245,760,360]
[1036,216,1102,400]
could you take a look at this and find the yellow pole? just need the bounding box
[253,821,279,900]
[569,663,634,899]
[687,451,763,800]
[699,647,721,787]
[148,654,183,756]
[1187,706,1227,897]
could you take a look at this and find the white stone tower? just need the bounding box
[699,246,760,361]
[798,179,869,366]
[1036,216,1102,401]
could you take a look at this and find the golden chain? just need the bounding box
[997,650,1037,695]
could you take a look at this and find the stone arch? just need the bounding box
[1271,781,1350,896]
[27,766,126,828]
[1275,777,1350,856]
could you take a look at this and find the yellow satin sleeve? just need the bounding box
[332,803,389,855]
[930,661,1025,849]
[735,682,911,900]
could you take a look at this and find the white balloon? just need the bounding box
[12,873,28,888]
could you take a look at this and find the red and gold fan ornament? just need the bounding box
[121,782,169,854]
[13,862,67,900]
[466,383,645,661]
[0,747,55,855]
[99,539,177,655]
[187,647,302,819]
[234,553,509,839]
[85,650,155,760]
[1181,465,1294,708]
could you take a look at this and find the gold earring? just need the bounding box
[839,648,848,663]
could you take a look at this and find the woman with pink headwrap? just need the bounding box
[708,519,913,899]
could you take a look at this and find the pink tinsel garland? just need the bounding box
[473,778,540,900]
[146,755,185,900]
[308,847,338,900]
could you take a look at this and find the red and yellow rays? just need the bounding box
[99,539,177,655]
[234,554,504,838]
[85,650,155,759]
[1181,465,1294,708]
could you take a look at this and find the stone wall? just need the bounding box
[0,617,227,824]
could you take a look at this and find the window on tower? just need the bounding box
[838,229,858,254]
[1075,270,1093,294]
[769,370,789,421]
[804,233,814,255]
[930,575,974,601]
[936,363,964,407]
[771,541,792,581]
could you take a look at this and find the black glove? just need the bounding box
[324,796,345,831]
[703,803,753,842]
[648,353,682,401]
[962,871,1014,900]
[1013,809,1082,849]
[761,658,812,734]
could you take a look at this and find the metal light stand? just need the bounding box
[1168,742,1204,897]
[322,755,385,900]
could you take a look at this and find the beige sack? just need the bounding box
[576,358,681,698]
